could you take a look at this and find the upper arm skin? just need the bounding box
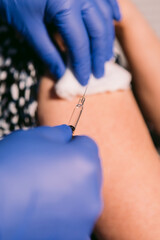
[115,0,160,134]
[38,76,160,240]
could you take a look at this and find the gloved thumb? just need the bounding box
[107,0,122,21]
[33,125,73,143]
[25,20,66,79]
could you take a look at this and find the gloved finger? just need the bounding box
[70,135,100,161]
[93,0,116,59]
[70,135,102,195]
[82,0,107,78]
[106,0,122,21]
[82,0,113,68]
[33,125,72,143]
[103,1,115,60]
[47,4,91,86]
[25,21,65,79]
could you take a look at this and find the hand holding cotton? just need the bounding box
[0,0,121,85]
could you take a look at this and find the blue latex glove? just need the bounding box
[0,125,102,240]
[93,0,121,62]
[0,0,121,85]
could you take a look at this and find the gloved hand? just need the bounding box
[0,125,102,240]
[0,0,121,85]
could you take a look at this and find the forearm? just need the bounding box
[116,0,160,134]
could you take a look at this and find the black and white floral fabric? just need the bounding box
[0,22,43,139]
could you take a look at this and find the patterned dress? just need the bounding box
[0,22,43,139]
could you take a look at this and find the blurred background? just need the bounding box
[132,0,160,37]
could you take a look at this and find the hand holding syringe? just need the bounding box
[69,86,88,134]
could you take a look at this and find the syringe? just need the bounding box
[69,86,88,134]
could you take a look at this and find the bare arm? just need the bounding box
[38,76,160,240]
[116,0,160,134]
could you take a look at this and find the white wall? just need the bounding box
[132,0,160,37]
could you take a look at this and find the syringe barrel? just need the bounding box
[69,104,83,132]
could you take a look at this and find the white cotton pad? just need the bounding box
[55,60,132,100]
